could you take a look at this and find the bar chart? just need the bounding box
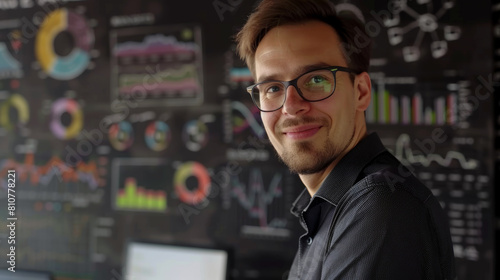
[366,74,470,126]
[116,177,167,211]
[366,90,458,125]
[112,158,171,212]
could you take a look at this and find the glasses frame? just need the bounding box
[247,66,358,112]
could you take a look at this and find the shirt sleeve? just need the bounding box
[320,176,448,280]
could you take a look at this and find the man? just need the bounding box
[236,0,456,279]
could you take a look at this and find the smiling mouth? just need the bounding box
[282,125,322,140]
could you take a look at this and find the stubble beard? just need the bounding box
[276,125,356,175]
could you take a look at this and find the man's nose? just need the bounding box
[281,85,310,115]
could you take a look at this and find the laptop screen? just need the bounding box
[124,241,229,280]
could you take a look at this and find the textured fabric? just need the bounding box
[287,133,456,280]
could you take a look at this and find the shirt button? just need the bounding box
[306,236,313,245]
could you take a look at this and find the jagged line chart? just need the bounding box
[393,134,478,169]
[110,26,204,107]
[385,0,461,62]
[0,154,102,189]
[113,33,199,58]
[230,169,284,228]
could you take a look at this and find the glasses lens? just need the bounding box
[251,81,285,111]
[297,69,336,100]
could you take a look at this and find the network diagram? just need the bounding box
[384,0,461,62]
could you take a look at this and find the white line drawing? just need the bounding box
[385,0,461,62]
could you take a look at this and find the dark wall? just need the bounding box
[0,0,494,279]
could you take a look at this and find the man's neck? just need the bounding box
[299,126,368,197]
[299,156,342,196]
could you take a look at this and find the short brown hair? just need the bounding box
[235,0,371,77]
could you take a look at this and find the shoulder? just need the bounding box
[326,161,455,279]
[334,165,438,227]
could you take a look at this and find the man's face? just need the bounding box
[254,20,360,174]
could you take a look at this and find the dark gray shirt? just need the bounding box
[287,133,456,280]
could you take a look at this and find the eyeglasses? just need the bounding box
[247,66,357,112]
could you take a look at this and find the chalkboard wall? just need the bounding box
[0,0,495,279]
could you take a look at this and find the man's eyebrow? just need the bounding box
[256,62,333,83]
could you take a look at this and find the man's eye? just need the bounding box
[266,85,281,93]
[311,76,326,83]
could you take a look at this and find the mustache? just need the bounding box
[279,116,327,129]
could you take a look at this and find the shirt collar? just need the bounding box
[291,132,387,216]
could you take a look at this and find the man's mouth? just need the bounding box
[282,124,322,140]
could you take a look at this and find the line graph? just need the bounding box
[110,25,204,107]
[221,167,291,239]
[117,64,200,96]
[114,33,199,59]
[224,100,265,142]
[0,153,104,189]
[393,134,478,169]
[231,101,264,136]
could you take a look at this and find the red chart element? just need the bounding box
[174,161,210,205]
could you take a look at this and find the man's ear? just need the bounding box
[354,72,372,112]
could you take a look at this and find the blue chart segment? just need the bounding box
[223,100,266,143]
[111,25,204,107]
[109,121,134,151]
[145,121,171,152]
[230,67,252,85]
[35,9,94,80]
[0,43,23,78]
[226,46,253,88]
[221,46,254,92]
[231,101,264,136]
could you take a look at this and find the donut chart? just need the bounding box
[50,98,83,140]
[174,161,210,205]
[145,121,171,152]
[109,121,134,151]
[35,8,94,80]
[182,119,209,152]
[0,93,29,130]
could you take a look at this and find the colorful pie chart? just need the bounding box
[0,93,29,130]
[183,119,209,152]
[109,121,134,151]
[145,121,171,152]
[174,161,211,205]
[35,8,94,80]
[50,98,83,140]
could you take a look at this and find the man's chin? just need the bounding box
[286,162,331,175]
[279,153,333,175]
[275,141,334,174]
